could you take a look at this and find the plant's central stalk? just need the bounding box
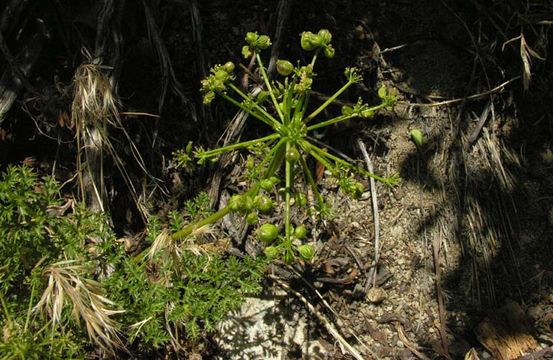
[284,141,292,245]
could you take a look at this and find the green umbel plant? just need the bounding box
[174,30,399,263]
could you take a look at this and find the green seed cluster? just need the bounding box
[300,29,335,58]
[201,62,235,104]
[242,32,271,58]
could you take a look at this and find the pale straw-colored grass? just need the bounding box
[34,260,124,352]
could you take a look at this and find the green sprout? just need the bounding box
[410,129,425,151]
[171,30,399,263]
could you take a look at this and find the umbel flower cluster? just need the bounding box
[174,29,399,263]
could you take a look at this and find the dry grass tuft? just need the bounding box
[71,52,158,222]
[72,61,117,127]
[147,226,222,262]
[72,57,117,213]
[503,32,545,91]
[34,260,124,352]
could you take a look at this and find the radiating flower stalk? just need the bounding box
[173,30,399,263]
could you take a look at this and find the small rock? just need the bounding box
[367,287,387,304]
[398,348,412,360]
[482,350,491,359]
[396,340,405,348]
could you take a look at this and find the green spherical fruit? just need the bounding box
[255,195,274,213]
[260,179,274,191]
[245,32,258,45]
[246,212,258,225]
[214,69,229,81]
[264,246,279,259]
[276,59,294,76]
[300,32,319,51]
[360,109,374,118]
[243,196,254,211]
[341,105,353,116]
[285,146,300,163]
[297,244,315,261]
[323,45,335,58]
[257,223,279,243]
[317,29,332,44]
[257,35,271,49]
[378,85,387,99]
[223,61,235,73]
[229,194,245,212]
[294,225,308,239]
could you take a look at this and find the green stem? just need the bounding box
[172,140,286,241]
[309,142,392,184]
[305,145,338,177]
[219,92,277,129]
[284,142,292,243]
[24,283,36,332]
[283,80,294,125]
[227,83,281,127]
[0,292,11,323]
[311,53,318,68]
[265,139,286,178]
[298,150,324,204]
[292,92,305,125]
[256,54,285,122]
[308,102,388,131]
[306,113,356,132]
[305,80,353,122]
[255,138,281,175]
[197,133,279,159]
[171,206,232,240]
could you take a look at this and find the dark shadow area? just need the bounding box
[373,0,553,356]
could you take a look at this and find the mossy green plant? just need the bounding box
[0,167,266,355]
[174,29,399,263]
[0,165,121,356]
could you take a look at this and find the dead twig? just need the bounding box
[466,97,494,148]
[515,347,553,360]
[395,322,432,360]
[409,76,520,108]
[356,139,381,290]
